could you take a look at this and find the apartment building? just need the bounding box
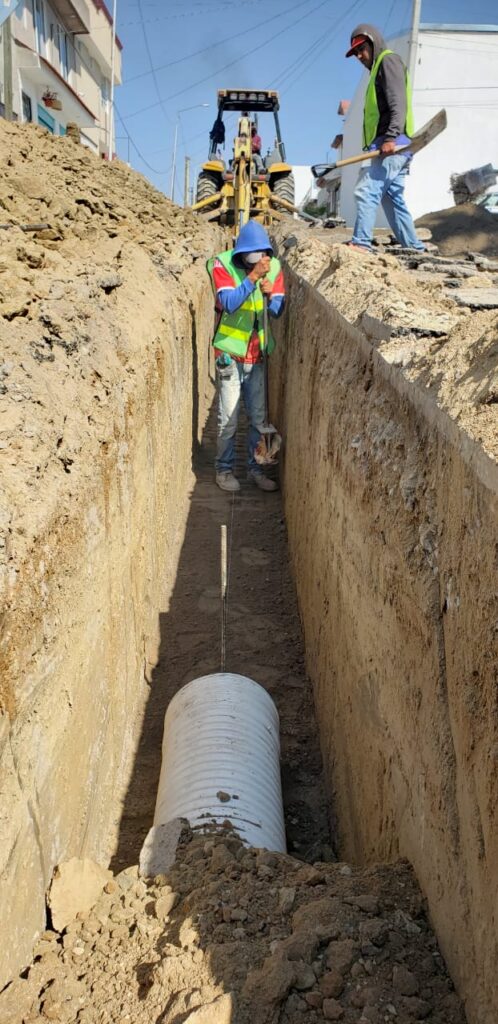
[0,0,122,155]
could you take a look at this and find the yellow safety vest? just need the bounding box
[207,249,281,358]
[363,48,415,149]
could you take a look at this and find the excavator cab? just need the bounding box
[193,89,295,229]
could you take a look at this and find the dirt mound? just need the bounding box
[0,835,465,1024]
[416,203,498,258]
[280,239,462,336]
[277,231,498,461]
[0,118,220,581]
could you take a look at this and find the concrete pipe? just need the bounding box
[154,672,286,852]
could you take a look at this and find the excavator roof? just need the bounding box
[217,89,280,113]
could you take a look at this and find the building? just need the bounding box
[0,0,122,155]
[292,165,316,210]
[320,24,498,225]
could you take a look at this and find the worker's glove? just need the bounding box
[249,255,271,281]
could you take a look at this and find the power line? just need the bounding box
[418,41,498,56]
[416,85,498,90]
[125,0,312,84]
[383,0,397,34]
[273,0,362,98]
[106,0,271,29]
[121,0,333,122]
[114,102,172,175]
[136,0,173,126]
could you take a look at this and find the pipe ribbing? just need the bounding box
[154,673,286,852]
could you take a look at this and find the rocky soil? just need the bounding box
[276,231,498,460]
[0,834,466,1024]
[0,119,219,597]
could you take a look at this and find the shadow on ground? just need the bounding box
[110,401,331,872]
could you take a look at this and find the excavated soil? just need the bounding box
[1,121,494,1023]
[276,231,498,460]
[416,203,498,258]
[0,834,465,1024]
[0,119,217,588]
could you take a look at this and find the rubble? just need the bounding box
[451,288,498,309]
[0,835,466,1024]
[47,858,112,932]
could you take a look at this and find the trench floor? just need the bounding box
[111,403,331,870]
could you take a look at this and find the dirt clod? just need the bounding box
[0,835,466,1023]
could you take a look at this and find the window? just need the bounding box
[59,28,69,79]
[22,92,33,122]
[101,77,109,107]
[34,0,46,56]
[37,102,55,133]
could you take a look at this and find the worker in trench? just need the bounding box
[345,24,425,253]
[207,221,285,493]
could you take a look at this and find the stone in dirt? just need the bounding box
[452,287,498,308]
[183,992,234,1023]
[139,818,187,877]
[392,964,419,996]
[323,996,344,1019]
[48,858,112,932]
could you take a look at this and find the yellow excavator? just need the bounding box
[192,89,295,230]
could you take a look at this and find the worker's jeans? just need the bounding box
[216,360,265,474]
[352,153,424,250]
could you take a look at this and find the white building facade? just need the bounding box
[323,24,498,226]
[0,0,122,155]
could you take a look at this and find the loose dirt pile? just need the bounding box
[416,203,498,258]
[278,233,498,460]
[279,239,462,334]
[0,834,465,1024]
[0,119,219,578]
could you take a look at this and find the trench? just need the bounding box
[111,400,331,872]
[3,234,496,1024]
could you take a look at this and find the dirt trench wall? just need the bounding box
[0,248,218,989]
[271,270,498,1024]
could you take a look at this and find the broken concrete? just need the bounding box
[451,287,498,308]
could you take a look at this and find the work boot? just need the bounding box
[216,471,240,492]
[249,470,278,492]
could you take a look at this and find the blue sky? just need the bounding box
[113,0,498,198]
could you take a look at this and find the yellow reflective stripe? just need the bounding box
[217,324,247,341]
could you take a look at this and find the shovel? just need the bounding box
[311,109,447,182]
[254,295,281,466]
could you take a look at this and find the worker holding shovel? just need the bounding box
[207,221,285,493]
[345,23,425,253]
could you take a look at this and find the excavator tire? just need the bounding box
[195,171,219,203]
[271,172,295,206]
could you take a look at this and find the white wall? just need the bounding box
[338,28,498,227]
[293,165,315,207]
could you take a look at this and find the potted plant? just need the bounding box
[42,89,62,111]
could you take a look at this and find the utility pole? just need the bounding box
[3,15,13,121]
[408,0,421,86]
[183,156,190,207]
[170,118,179,201]
[108,0,117,160]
